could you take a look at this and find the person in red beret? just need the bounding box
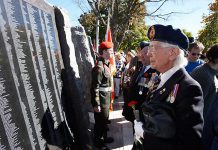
[90,41,114,149]
[99,41,113,50]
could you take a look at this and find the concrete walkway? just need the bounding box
[89,96,134,150]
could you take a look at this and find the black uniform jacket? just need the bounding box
[122,65,157,122]
[129,65,157,107]
[90,57,111,108]
[141,68,204,150]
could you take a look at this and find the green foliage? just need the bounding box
[198,0,218,51]
[79,10,107,43]
[182,29,193,38]
[119,22,148,52]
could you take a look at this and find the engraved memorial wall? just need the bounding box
[0,0,64,149]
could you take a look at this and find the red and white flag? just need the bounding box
[105,10,116,111]
[105,17,116,75]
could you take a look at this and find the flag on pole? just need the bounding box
[105,9,116,111]
[106,27,112,42]
[105,26,116,75]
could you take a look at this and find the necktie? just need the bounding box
[150,75,161,92]
[136,66,146,83]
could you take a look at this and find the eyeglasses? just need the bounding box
[148,44,173,51]
[148,45,161,52]
[191,53,201,56]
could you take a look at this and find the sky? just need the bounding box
[46,0,214,38]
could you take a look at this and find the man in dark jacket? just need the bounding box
[128,41,149,74]
[122,43,157,123]
[124,43,158,150]
[134,24,204,150]
[91,41,114,149]
[129,44,158,111]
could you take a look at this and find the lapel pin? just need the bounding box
[159,88,166,94]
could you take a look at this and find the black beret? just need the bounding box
[147,24,189,50]
[139,41,150,49]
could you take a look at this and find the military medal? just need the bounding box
[139,86,143,95]
[144,84,149,88]
[166,95,170,102]
[138,77,146,95]
[170,96,175,103]
[168,84,179,103]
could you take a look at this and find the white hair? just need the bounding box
[174,50,188,67]
[159,42,188,67]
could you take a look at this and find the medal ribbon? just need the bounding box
[172,84,179,99]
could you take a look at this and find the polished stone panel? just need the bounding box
[0,0,63,149]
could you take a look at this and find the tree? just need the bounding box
[198,0,218,51]
[78,0,147,51]
[76,0,180,51]
[79,11,103,43]
[119,22,148,52]
[182,29,193,38]
[109,0,147,50]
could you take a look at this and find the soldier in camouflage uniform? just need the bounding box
[91,41,114,149]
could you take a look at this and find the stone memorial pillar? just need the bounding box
[71,26,95,111]
[54,7,92,149]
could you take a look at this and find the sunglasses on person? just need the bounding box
[191,53,201,56]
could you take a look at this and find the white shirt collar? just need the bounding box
[157,66,181,89]
[144,65,151,72]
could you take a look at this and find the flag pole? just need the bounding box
[96,0,100,53]
[105,7,110,41]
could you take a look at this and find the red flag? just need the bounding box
[105,23,116,74]
[105,13,116,111]
[106,27,112,42]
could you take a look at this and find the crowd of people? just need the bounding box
[90,24,218,150]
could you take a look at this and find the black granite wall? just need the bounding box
[0,0,65,149]
[0,0,95,149]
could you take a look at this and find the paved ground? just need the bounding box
[89,96,134,150]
